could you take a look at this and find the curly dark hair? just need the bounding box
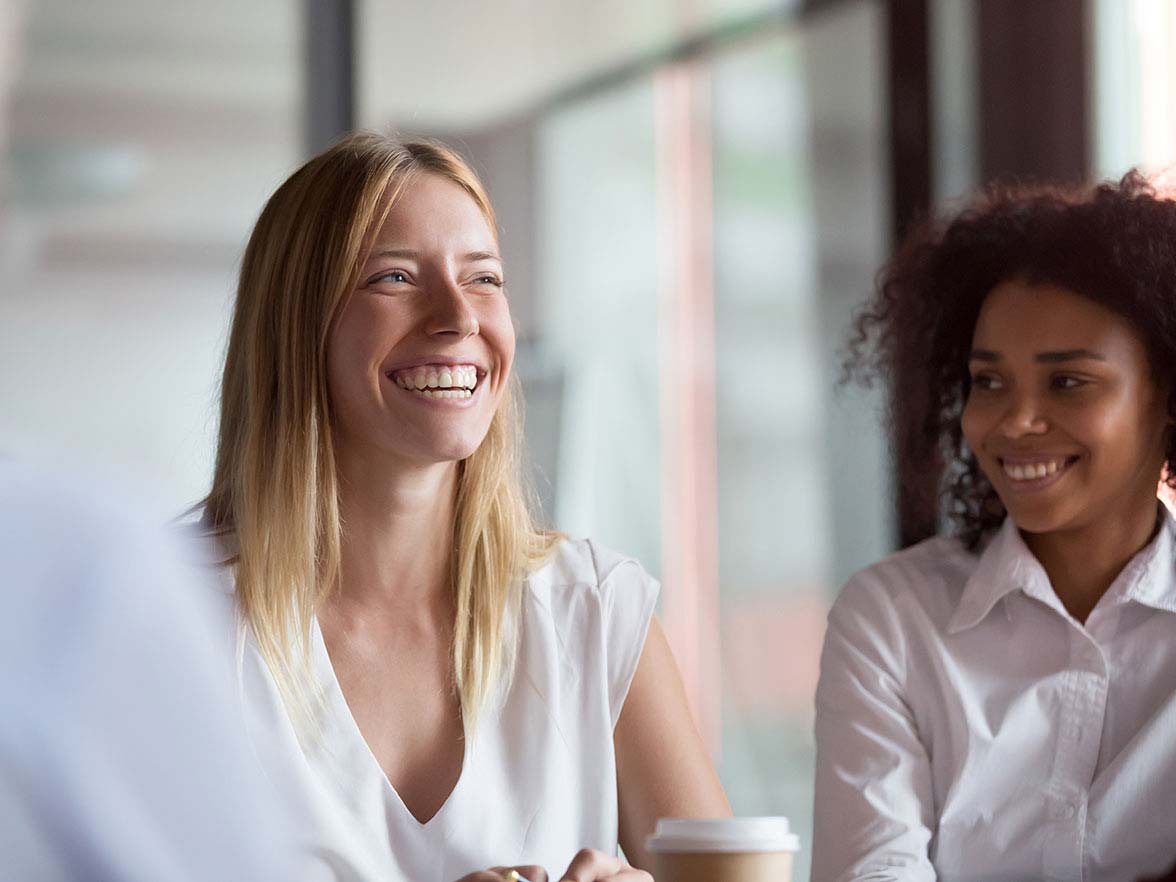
[846,170,1176,549]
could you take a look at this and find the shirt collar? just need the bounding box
[947,509,1176,634]
[948,518,1050,634]
[1118,509,1176,613]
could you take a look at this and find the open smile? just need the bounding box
[996,454,1080,491]
[386,363,485,402]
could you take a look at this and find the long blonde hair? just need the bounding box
[203,132,559,732]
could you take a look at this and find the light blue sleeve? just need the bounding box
[0,464,317,882]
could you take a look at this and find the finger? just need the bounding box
[482,866,549,882]
[503,867,549,882]
[558,848,627,882]
[602,871,653,882]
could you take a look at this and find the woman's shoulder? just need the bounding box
[170,512,239,611]
[830,532,979,633]
[523,536,660,635]
[526,536,657,595]
[520,537,660,723]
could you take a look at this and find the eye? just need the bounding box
[473,274,504,288]
[371,270,410,285]
[970,372,1003,392]
[1051,374,1086,390]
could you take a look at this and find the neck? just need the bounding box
[330,442,460,618]
[1022,501,1161,624]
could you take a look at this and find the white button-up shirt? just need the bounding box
[813,511,1176,882]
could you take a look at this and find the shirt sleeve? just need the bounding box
[0,465,312,882]
[811,571,938,882]
[591,544,661,729]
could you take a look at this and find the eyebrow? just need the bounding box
[968,348,1108,363]
[366,248,502,262]
[368,248,420,260]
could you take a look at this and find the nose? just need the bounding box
[998,390,1048,437]
[424,279,479,339]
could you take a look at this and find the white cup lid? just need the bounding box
[646,817,801,854]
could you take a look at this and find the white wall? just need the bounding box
[0,267,234,517]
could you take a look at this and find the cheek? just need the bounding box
[324,321,348,397]
[324,336,359,425]
[960,397,987,453]
[1089,393,1169,466]
[1076,407,1122,449]
[331,302,393,368]
[326,309,380,406]
[482,302,516,370]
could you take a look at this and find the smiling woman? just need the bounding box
[813,172,1176,882]
[961,281,1172,622]
[326,171,516,474]
[196,133,729,882]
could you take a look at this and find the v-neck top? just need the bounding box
[202,536,659,882]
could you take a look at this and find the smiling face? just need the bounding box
[961,280,1171,537]
[326,172,515,468]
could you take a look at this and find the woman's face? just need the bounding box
[327,172,515,467]
[961,280,1171,537]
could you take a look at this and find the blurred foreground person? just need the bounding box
[813,173,1176,882]
[196,133,729,882]
[0,462,310,881]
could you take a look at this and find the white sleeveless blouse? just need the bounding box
[205,537,659,882]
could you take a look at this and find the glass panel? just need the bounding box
[710,5,889,879]
[1,0,301,516]
[530,8,890,879]
[533,81,664,574]
[930,0,979,200]
[1091,0,1176,180]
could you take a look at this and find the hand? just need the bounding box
[454,866,548,882]
[556,849,653,882]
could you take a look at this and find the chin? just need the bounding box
[392,420,492,465]
[414,436,486,465]
[1002,501,1083,537]
[438,445,482,464]
[1006,513,1059,536]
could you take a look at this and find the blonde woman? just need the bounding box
[199,133,729,882]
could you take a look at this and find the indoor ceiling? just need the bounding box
[4,0,785,268]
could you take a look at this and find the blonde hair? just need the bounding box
[203,132,559,732]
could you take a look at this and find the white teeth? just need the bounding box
[391,364,480,393]
[415,388,473,399]
[1002,459,1068,481]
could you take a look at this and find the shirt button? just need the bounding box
[1060,803,1076,820]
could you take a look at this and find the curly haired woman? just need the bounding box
[812,172,1176,882]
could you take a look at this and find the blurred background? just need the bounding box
[1,0,1174,876]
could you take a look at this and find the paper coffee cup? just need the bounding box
[646,817,800,882]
